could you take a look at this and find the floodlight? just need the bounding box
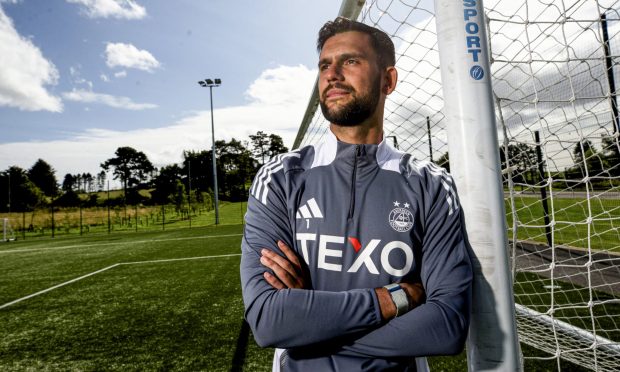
[197,77,222,224]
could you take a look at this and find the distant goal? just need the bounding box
[2,218,16,242]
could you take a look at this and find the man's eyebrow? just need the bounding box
[318,52,367,67]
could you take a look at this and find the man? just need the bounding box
[240,17,472,371]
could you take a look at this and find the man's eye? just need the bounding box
[345,59,358,65]
[319,64,329,71]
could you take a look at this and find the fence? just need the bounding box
[0,201,246,240]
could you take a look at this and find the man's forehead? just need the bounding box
[319,31,374,58]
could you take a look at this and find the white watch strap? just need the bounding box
[384,283,409,317]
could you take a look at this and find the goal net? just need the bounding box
[295,0,620,370]
[2,218,15,242]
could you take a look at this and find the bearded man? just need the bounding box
[240,17,472,372]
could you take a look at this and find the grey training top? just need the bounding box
[240,131,472,371]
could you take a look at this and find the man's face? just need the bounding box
[318,31,382,127]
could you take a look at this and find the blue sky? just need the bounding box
[0,0,341,179]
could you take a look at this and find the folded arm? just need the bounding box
[336,173,473,358]
[241,192,384,348]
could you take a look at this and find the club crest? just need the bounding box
[389,202,414,232]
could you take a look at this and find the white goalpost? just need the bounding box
[2,218,16,242]
[434,0,521,370]
[295,0,620,371]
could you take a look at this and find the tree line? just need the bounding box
[437,136,619,186]
[0,131,287,212]
[2,133,618,213]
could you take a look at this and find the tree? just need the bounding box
[74,173,82,191]
[565,140,605,179]
[0,166,45,212]
[151,164,183,204]
[173,179,187,212]
[97,171,106,191]
[182,150,215,194]
[601,135,620,176]
[82,172,94,192]
[55,189,81,207]
[214,138,258,200]
[101,146,154,200]
[28,159,59,197]
[267,134,289,159]
[573,139,594,164]
[499,143,538,184]
[249,131,270,164]
[62,173,75,192]
[249,131,289,165]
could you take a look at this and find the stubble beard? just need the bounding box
[319,76,381,127]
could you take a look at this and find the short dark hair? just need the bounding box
[317,17,395,69]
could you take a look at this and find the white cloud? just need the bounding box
[0,5,62,112]
[62,88,157,110]
[245,65,315,106]
[114,70,127,78]
[66,0,146,20]
[1,65,316,179]
[105,42,160,72]
[69,65,93,89]
[100,73,110,82]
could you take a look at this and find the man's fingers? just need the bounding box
[260,245,308,290]
[261,249,297,275]
[260,254,302,289]
[278,240,302,269]
[264,272,285,290]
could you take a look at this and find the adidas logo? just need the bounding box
[296,198,323,219]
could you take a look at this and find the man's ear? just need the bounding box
[383,66,398,95]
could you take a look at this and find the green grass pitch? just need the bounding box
[0,223,590,371]
[0,225,273,371]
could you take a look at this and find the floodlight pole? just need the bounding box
[198,78,221,225]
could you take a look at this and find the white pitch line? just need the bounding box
[0,264,121,310]
[120,253,241,265]
[0,233,243,254]
[0,253,241,310]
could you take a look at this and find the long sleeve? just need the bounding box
[336,169,473,357]
[240,167,383,348]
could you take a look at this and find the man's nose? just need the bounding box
[324,64,344,82]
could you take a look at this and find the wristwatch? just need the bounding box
[384,283,409,317]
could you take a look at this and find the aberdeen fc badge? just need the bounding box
[389,201,414,232]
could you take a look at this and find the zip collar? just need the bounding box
[310,129,403,171]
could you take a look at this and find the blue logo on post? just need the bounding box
[470,65,484,80]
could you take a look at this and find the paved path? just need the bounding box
[508,190,620,200]
[514,241,620,295]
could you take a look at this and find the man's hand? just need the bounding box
[375,282,426,321]
[260,240,309,290]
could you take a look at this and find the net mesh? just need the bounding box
[296,0,620,370]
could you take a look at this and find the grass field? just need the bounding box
[506,195,620,252]
[515,272,620,342]
[0,224,276,371]
[1,221,594,371]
